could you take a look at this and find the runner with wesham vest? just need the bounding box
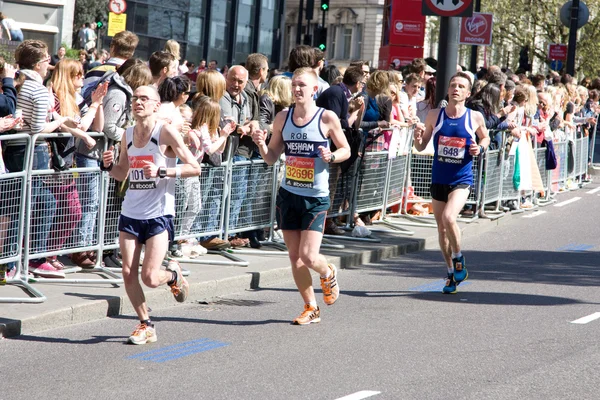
[251,67,350,324]
[413,72,490,294]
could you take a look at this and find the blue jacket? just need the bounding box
[0,77,17,117]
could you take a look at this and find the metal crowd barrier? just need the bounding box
[2,122,595,303]
[0,134,46,303]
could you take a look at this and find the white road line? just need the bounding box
[335,391,381,400]
[586,187,600,194]
[523,210,546,218]
[571,312,600,324]
[554,197,581,207]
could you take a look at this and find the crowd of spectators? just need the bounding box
[0,32,598,278]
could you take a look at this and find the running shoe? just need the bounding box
[442,273,457,294]
[292,304,321,325]
[320,263,340,305]
[452,255,468,283]
[166,261,189,303]
[127,323,157,345]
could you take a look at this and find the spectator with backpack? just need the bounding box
[83,30,139,87]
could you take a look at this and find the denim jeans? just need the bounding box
[228,155,250,231]
[197,166,225,241]
[4,144,56,255]
[74,155,100,247]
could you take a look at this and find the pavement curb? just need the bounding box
[1,237,426,339]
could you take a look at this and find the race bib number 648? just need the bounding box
[438,136,466,162]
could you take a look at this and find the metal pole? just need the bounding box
[296,0,304,45]
[566,0,580,76]
[436,17,460,106]
[469,0,482,73]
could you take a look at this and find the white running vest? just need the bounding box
[280,106,330,197]
[121,121,177,220]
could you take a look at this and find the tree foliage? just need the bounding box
[73,0,108,30]
[483,0,600,77]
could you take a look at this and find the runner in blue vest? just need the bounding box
[252,67,350,324]
[413,72,489,294]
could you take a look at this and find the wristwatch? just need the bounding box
[158,167,167,178]
[330,154,336,163]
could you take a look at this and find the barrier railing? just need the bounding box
[1,124,594,303]
[0,134,46,303]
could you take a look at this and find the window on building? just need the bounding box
[329,24,362,61]
[234,0,256,64]
[207,0,231,66]
[258,0,280,63]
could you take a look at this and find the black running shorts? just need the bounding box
[275,187,329,232]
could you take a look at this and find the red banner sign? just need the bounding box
[459,12,493,46]
[548,44,568,61]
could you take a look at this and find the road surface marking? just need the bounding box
[586,187,600,194]
[128,338,229,363]
[335,391,381,400]
[523,210,546,218]
[556,244,594,252]
[554,197,581,207]
[571,312,600,324]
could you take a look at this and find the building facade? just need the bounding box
[0,0,73,54]
[105,0,285,67]
[283,0,385,68]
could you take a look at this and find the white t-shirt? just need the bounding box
[157,102,184,132]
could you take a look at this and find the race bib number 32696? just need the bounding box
[285,156,315,189]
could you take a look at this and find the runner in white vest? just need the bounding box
[102,85,201,344]
[252,68,350,325]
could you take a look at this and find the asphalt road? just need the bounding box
[2,186,599,400]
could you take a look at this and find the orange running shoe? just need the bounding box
[167,261,189,303]
[293,304,321,325]
[320,263,339,305]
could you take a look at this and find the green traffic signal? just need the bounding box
[321,4,329,11]
[319,43,326,51]
[96,21,104,29]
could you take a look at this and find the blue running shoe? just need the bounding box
[452,255,468,283]
[442,273,457,294]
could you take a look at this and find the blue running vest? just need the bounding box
[431,107,476,186]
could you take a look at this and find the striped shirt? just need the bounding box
[8,70,49,146]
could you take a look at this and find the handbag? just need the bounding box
[202,151,222,167]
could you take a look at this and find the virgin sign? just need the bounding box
[459,12,493,46]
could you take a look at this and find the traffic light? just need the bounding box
[321,0,329,11]
[96,21,104,29]
[316,27,327,51]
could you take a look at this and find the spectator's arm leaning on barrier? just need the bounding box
[469,110,490,155]
[0,115,19,132]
